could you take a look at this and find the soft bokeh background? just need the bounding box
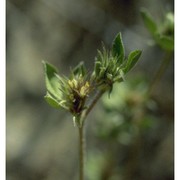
[6,0,174,180]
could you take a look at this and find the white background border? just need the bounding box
[175,0,179,179]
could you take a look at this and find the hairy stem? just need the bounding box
[78,126,85,180]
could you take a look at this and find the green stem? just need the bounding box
[77,90,105,180]
[147,51,173,96]
[78,126,85,180]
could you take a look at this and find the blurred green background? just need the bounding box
[6,0,174,179]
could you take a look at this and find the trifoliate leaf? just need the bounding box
[123,50,142,74]
[42,61,61,100]
[141,8,157,36]
[112,33,125,64]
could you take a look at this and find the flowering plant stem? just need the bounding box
[78,90,105,180]
[42,32,142,180]
[78,126,85,180]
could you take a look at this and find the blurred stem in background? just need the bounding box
[147,51,173,96]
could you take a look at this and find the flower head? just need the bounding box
[92,33,141,96]
[43,61,91,117]
[58,74,91,115]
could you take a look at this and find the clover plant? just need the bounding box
[42,32,141,180]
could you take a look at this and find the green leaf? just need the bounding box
[42,61,61,100]
[44,92,61,108]
[123,50,142,74]
[156,35,174,51]
[141,8,157,36]
[112,33,125,64]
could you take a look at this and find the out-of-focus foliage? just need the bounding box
[86,74,173,180]
[141,8,174,51]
